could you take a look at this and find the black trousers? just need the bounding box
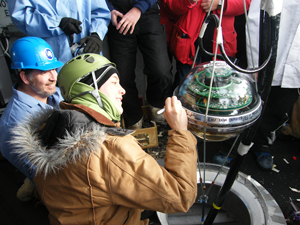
[107,11,173,126]
[251,86,299,151]
[220,86,299,155]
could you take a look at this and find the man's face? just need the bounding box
[28,69,58,98]
[99,74,125,114]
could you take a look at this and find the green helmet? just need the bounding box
[58,54,117,104]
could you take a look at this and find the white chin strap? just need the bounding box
[91,70,103,108]
[70,66,115,109]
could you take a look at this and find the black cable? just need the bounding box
[198,14,272,74]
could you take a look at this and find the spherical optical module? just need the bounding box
[175,61,262,141]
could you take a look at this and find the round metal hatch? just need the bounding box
[156,163,286,225]
[175,61,262,141]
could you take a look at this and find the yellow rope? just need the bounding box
[213,202,221,210]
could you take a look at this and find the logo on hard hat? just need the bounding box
[45,48,54,60]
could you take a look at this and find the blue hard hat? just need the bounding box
[10,36,64,71]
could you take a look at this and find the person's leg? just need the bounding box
[174,41,203,89]
[107,24,143,127]
[174,61,193,89]
[17,177,37,202]
[137,13,173,110]
[252,87,299,148]
[278,96,300,139]
[212,136,240,166]
[251,86,299,170]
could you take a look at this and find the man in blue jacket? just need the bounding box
[0,37,64,200]
[105,0,173,129]
[8,0,111,68]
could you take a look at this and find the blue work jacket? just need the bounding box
[0,85,63,180]
[8,0,111,68]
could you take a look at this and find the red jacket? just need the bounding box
[160,0,251,65]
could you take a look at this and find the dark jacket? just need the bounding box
[105,0,158,15]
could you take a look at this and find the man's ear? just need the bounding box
[19,71,30,85]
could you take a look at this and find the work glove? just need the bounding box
[59,17,82,36]
[79,33,103,54]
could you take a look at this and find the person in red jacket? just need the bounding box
[160,0,251,87]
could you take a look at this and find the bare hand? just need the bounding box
[111,10,124,27]
[164,96,187,131]
[116,7,141,35]
[201,0,218,12]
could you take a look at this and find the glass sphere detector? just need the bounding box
[174,61,262,141]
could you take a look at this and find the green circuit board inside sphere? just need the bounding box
[185,71,253,111]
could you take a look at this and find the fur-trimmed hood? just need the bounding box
[10,108,107,178]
